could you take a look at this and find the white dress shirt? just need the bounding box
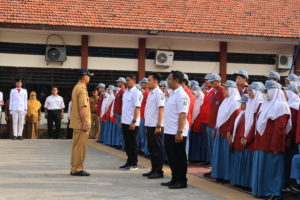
[121,85,143,126]
[145,87,165,127]
[44,95,65,110]
[9,88,28,111]
[164,86,190,136]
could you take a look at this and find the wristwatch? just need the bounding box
[176,130,183,134]
[156,125,162,129]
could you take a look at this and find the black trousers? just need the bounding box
[146,127,163,174]
[164,134,187,184]
[122,124,139,166]
[47,110,62,139]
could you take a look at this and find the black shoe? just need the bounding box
[142,171,153,177]
[70,171,90,176]
[12,137,17,140]
[203,172,211,178]
[168,182,187,189]
[18,137,23,140]
[161,180,176,186]
[119,163,130,170]
[148,172,164,179]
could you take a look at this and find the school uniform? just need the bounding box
[184,86,195,159]
[252,82,292,198]
[145,87,165,176]
[243,103,262,188]
[138,88,149,155]
[230,111,245,186]
[100,92,114,144]
[96,92,106,141]
[192,88,214,162]
[163,86,190,186]
[211,83,241,181]
[9,88,28,137]
[208,86,225,162]
[121,85,143,167]
[189,87,206,162]
[105,99,116,146]
[243,83,264,188]
[284,88,300,187]
[113,86,126,148]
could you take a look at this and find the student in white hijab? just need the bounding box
[282,83,300,191]
[189,86,206,162]
[252,80,291,200]
[100,85,115,144]
[230,94,249,186]
[211,80,241,181]
[240,82,265,189]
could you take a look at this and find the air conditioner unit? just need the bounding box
[277,54,293,69]
[155,50,174,66]
[45,46,67,62]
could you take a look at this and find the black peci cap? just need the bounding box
[78,69,94,76]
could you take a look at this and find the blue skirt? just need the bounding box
[138,119,149,155]
[230,150,244,186]
[252,150,284,197]
[291,154,300,184]
[284,145,298,186]
[211,129,231,180]
[115,114,125,150]
[103,121,110,145]
[207,127,214,162]
[189,124,209,162]
[99,121,106,143]
[110,121,117,146]
[185,128,191,160]
[241,150,253,188]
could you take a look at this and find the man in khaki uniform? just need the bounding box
[89,89,99,139]
[70,69,94,176]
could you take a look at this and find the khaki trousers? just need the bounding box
[90,113,100,139]
[70,129,89,174]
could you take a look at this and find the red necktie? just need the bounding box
[17,89,21,93]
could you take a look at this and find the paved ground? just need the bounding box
[0,140,226,200]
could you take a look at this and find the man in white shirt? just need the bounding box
[143,72,165,179]
[44,87,65,139]
[9,79,28,140]
[120,74,143,171]
[161,71,190,189]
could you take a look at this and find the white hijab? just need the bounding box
[244,90,264,137]
[256,88,292,135]
[216,87,241,128]
[232,111,245,142]
[110,99,116,118]
[192,89,204,123]
[100,92,115,118]
[286,90,300,111]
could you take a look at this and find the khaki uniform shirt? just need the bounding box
[70,81,91,130]
[89,96,98,113]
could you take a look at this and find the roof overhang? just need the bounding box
[0,23,299,44]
